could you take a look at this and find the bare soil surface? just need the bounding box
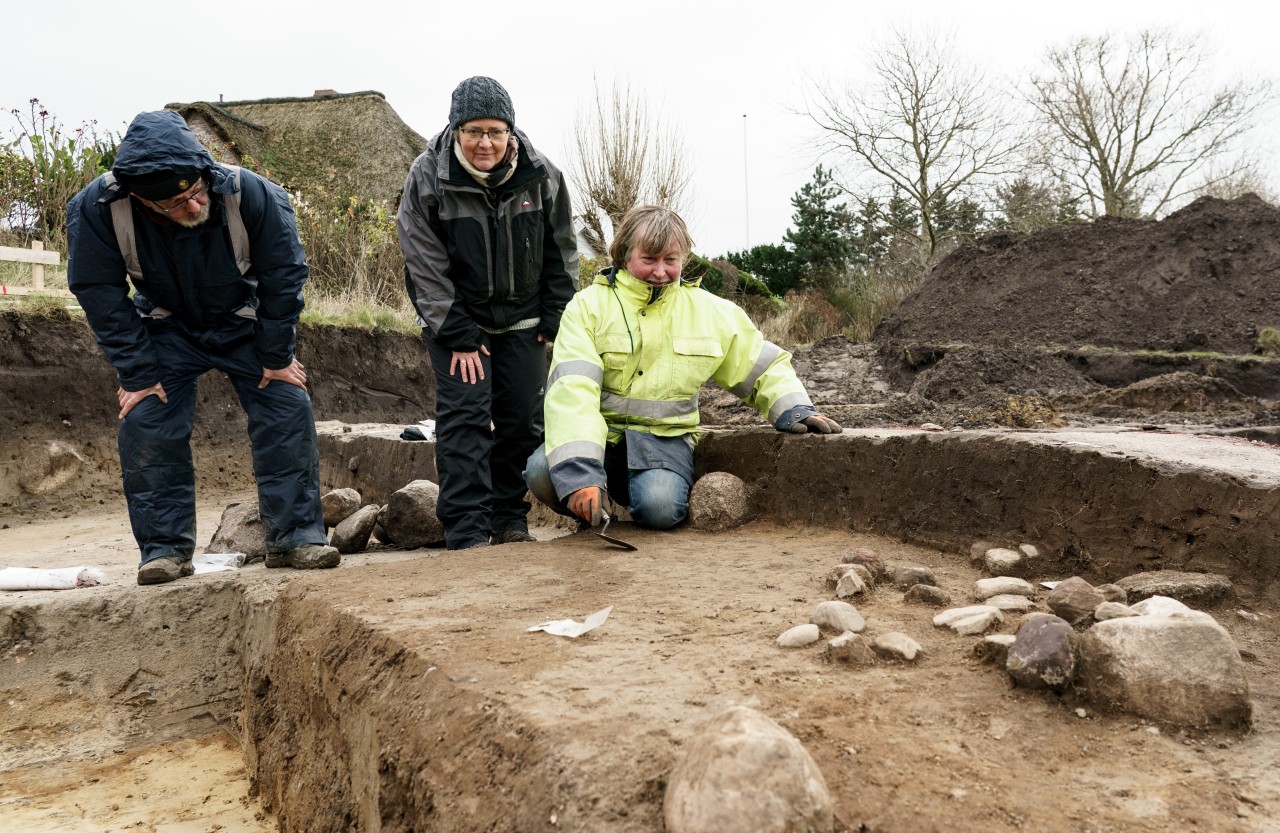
[4,194,1280,831]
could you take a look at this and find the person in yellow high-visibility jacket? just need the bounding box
[524,206,842,530]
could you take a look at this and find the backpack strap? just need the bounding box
[103,172,143,281]
[104,166,251,280]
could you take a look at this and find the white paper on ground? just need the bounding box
[0,566,108,591]
[527,605,613,637]
[193,552,246,574]
[417,419,436,441]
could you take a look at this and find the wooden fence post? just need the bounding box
[32,241,45,291]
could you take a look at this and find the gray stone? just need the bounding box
[841,547,887,582]
[664,706,833,833]
[778,624,821,647]
[871,632,922,661]
[986,594,1036,613]
[689,472,750,532]
[1077,614,1252,729]
[975,576,1036,601]
[835,571,867,599]
[983,547,1024,576]
[321,488,362,528]
[811,601,866,634]
[16,440,86,495]
[1047,576,1107,626]
[1018,543,1041,560]
[1116,570,1234,607]
[380,480,444,548]
[904,584,951,607]
[934,605,1004,635]
[849,564,875,587]
[1006,613,1076,691]
[206,501,267,562]
[1095,583,1128,604]
[331,504,380,554]
[1129,595,1193,617]
[973,634,1017,665]
[969,540,995,567]
[893,563,936,590]
[1094,601,1140,621]
[824,563,858,586]
[824,632,876,666]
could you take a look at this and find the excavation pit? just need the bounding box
[4,426,1280,832]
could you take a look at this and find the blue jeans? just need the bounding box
[118,323,326,566]
[524,444,689,530]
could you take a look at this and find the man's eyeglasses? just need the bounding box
[458,127,511,143]
[147,180,210,215]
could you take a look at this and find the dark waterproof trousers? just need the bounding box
[118,323,327,566]
[424,326,546,549]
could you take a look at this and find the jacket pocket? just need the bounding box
[597,333,633,373]
[672,337,724,392]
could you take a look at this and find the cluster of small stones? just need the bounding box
[207,479,447,558]
[772,539,1253,730]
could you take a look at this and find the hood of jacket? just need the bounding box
[112,110,217,182]
[593,266,704,306]
[428,124,548,193]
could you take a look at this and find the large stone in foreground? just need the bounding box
[664,706,833,833]
[688,472,750,531]
[380,480,444,548]
[1077,613,1252,729]
[206,500,266,561]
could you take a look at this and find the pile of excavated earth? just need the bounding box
[2,194,1280,832]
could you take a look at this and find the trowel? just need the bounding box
[592,513,637,551]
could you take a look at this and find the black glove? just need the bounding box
[788,414,843,434]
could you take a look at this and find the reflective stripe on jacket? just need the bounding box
[544,268,813,499]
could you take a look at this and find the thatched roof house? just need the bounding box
[166,90,426,206]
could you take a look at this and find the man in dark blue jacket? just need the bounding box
[67,110,339,585]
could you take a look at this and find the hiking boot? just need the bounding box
[137,555,194,586]
[491,528,537,545]
[265,544,341,570]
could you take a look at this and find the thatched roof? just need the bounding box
[165,90,426,206]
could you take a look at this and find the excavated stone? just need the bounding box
[1047,576,1107,626]
[973,634,1017,665]
[870,632,922,661]
[835,571,867,599]
[1095,583,1128,604]
[1006,613,1076,691]
[841,548,887,582]
[983,547,1024,576]
[1115,570,1235,607]
[663,706,833,833]
[778,624,821,648]
[893,563,936,590]
[1077,614,1252,728]
[206,500,266,562]
[904,584,951,607]
[811,601,866,634]
[322,488,362,528]
[1094,601,1140,621]
[824,632,876,666]
[974,577,1036,601]
[331,504,380,554]
[689,472,749,531]
[985,594,1036,613]
[380,480,444,548]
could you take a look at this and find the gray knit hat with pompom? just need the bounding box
[449,76,515,130]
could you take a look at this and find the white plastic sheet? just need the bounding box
[193,552,246,574]
[527,606,613,638]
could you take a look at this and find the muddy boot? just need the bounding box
[491,528,537,545]
[137,555,195,586]
[265,544,341,570]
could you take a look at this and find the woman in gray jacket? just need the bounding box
[399,76,578,549]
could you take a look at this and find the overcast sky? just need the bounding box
[4,0,1277,257]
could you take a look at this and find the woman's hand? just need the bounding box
[450,345,491,384]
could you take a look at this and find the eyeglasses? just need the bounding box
[458,127,511,143]
[148,180,210,215]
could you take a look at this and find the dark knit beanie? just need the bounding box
[118,167,204,200]
[448,76,515,130]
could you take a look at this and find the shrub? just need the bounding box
[1256,326,1280,357]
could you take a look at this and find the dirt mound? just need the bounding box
[876,194,1280,356]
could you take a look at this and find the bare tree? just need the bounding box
[802,29,1023,267]
[1029,29,1273,218]
[570,79,692,257]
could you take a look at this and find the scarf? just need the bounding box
[454,135,519,189]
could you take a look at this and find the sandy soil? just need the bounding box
[4,489,1280,832]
